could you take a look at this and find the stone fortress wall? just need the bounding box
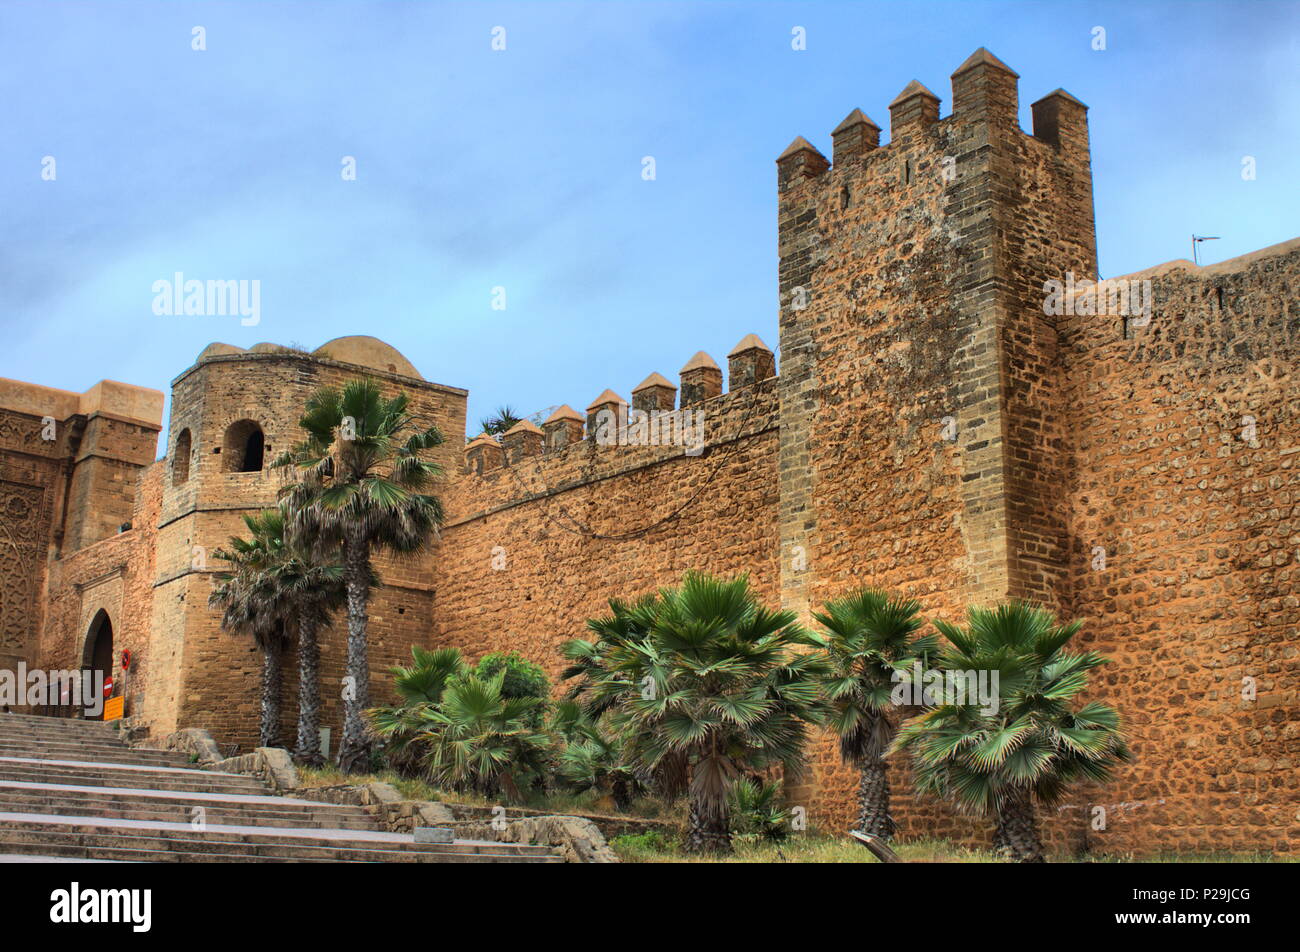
[5,48,1295,855]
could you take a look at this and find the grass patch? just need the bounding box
[609,832,1294,864]
[1083,850,1289,863]
[610,832,1002,864]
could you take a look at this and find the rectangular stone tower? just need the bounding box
[0,378,161,679]
[777,49,1097,619]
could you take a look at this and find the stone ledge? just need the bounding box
[290,781,458,829]
[452,815,619,864]
[160,727,223,765]
[435,801,674,840]
[286,780,626,862]
[174,739,300,793]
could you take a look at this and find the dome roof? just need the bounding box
[314,336,423,379]
[196,342,245,361]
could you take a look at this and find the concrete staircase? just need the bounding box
[0,713,560,863]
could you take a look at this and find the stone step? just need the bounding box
[0,739,188,757]
[0,742,194,768]
[0,757,269,796]
[0,732,129,749]
[0,838,558,863]
[0,816,561,863]
[0,780,372,817]
[0,714,124,737]
[5,802,382,832]
[0,731,131,749]
[0,788,377,831]
[0,851,123,863]
[0,714,564,863]
[0,839,306,863]
[0,728,126,743]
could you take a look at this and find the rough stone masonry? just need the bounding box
[1,48,1294,856]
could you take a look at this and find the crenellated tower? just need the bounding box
[777,49,1097,616]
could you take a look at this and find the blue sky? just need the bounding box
[2,0,1297,450]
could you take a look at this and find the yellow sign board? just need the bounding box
[103,696,125,722]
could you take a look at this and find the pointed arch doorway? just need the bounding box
[83,610,113,720]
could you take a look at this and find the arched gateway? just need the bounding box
[82,609,113,719]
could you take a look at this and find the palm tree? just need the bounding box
[891,602,1130,862]
[369,646,470,774]
[383,670,551,801]
[561,594,658,719]
[210,507,347,761]
[425,671,552,801]
[561,594,689,802]
[565,572,827,853]
[552,699,646,811]
[209,510,291,748]
[811,588,937,840]
[275,378,446,773]
[478,405,522,437]
[270,529,348,767]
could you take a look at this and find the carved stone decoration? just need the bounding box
[0,482,44,651]
[0,409,61,458]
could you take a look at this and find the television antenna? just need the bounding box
[1191,234,1220,266]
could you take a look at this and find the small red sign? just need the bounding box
[122,649,132,670]
[103,677,113,697]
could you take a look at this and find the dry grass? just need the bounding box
[294,765,446,803]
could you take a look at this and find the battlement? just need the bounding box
[463,333,777,475]
[777,47,1089,188]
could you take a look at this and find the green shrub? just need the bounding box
[551,699,645,810]
[418,671,551,801]
[728,778,792,841]
[474,651,550,725]
[474,650,548,697]
[370,647,553,796]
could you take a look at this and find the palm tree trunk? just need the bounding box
[260,640,282,749]
[611,776,632,812]
[294,612,324,767]
[997,788,1045,863]
[337,530,372,774]
[993,817,1010,856]
[684,795,732,854]
[855,755,896,840]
